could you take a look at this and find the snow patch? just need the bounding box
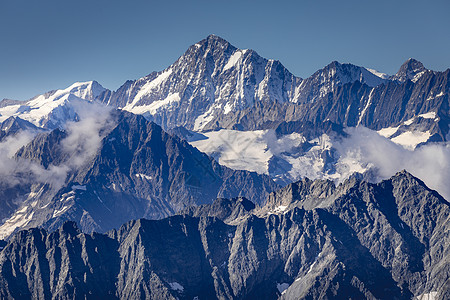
[41,202,51,209]
[416,291,438,300]
[126,69,173,107]
[193,105,216,131]
[0,211,34,239]
[168,282,184,292]
[366,68,389,79]
[391,131,431,150]
[223,102,233,115]
[418,112,436,119]
[126,93,181,115]
[53,206,70,218]
[378,126,399,138]
[404,117,415,126]
[358,88,375,125]
[16,206,28,214]
[223,51,243,71]
[135,173,152,180]
[411,71,425,83]
[273,205,288,214]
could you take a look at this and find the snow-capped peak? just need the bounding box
[0,81,108,129]
[63,81,106,101]
[28,81,106,103]
[111,34,299,130]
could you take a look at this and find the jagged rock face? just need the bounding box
[259,171,450,299]
[0,37,448,142]
[293,60,387,104]
[203,70,449,140]
[0,171,448,299]
[179,197,256,224]
[392,58,427,83]
[104,34,300,131]
[2,112,277,236]
[0,222,119,299]
[0,116,40,137]
[15,129,68,168]
[95,35,449,143]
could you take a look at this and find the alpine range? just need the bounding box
[0,35,448,299]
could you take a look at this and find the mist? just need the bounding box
[0,100,114,190]
[61,100,114,169]
[335,127,450,201]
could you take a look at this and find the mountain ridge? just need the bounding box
[0,170,448,299]
[1,35,447,146]
[0,34,448,243]
[0,111,278,238]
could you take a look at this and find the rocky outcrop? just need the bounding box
[179,197,256,224]
[0,171,448,299]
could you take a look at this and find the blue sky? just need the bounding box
[1,0,449,100]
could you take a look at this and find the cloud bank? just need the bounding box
[336,127,450,201]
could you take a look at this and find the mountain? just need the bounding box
[391,58,428,83]
[0,171,448,299]
[0,34,448,237]
[179,196,256,224]
[201,61,448,140]
[0,116,39,136]
[0,81,110,129]
[92,35,448,145]
[92,36,448,189]
[0,36,447,143]
[101,35,395,132]
[0,112,277,238]
[103,34,300,131]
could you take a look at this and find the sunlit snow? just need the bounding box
[0,211,34,239]
[416,291,438,300]
[135,173,153,180]
[391,131,431,150]
[223,50,243,71]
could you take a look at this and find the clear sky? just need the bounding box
[1,0,449,100]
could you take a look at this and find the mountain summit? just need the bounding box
[99,35,448,139]
[392,58,428,82]
[0,81,110,129]
[104,34,300,130]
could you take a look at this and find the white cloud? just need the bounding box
[336,127,450,201]
[61,100,114,169]
[0,101,114,190]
